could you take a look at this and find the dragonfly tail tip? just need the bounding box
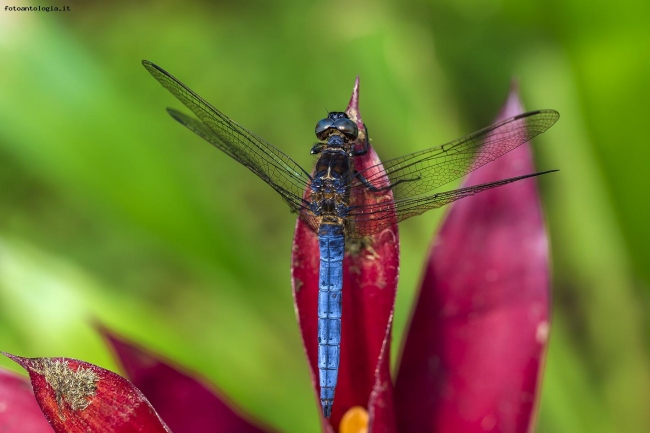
[322,401,332,418]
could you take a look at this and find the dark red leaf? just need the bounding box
[100,327,276,433]
[5,353,171,433]
[0,368,53,432]
[394,85,552,433]
[291,77,399,431]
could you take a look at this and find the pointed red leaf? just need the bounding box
[394,85,552,433]
[100,328,276,433]
[5,353,171,433]
[0,368,53,432]
[292,77,398,431]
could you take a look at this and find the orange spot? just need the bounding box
[339,406,369,433]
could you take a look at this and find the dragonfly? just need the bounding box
[142,60,559,418]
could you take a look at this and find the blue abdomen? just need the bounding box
[317,223,345,418]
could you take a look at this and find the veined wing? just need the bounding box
[352,110,559,202]
[345,170,557,238]
[143,60,313,214]
[344,110,559,238]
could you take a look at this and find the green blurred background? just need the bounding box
[1,0,649,431]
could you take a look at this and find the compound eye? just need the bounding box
[315,118,334,139]
[335,118,358,140]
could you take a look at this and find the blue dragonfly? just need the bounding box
[142,60,559,418]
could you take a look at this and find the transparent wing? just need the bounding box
[345,170,556,238]
[352,110,558,200]
[143,60,313,215]
[345,110,559,237]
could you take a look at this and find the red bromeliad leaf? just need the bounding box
[0,368,53,433]
[291,78,399,431]
[346,82,398,433]
[4,353,172,433]
[394,85,552,433]
[100,328,276,433]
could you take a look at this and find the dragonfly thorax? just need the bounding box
[310,149,352,221]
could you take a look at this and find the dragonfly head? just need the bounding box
[315,112,358,144]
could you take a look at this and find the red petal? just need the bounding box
[0,368,53,432]
[100,328,276,433]
[291,77,399,431]
[394,85,551,433]
[5,353,172,433]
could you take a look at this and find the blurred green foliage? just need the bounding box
[1,0,649,432]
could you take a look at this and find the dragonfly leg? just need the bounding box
[311,143,326,155]
[354,171,421,192]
